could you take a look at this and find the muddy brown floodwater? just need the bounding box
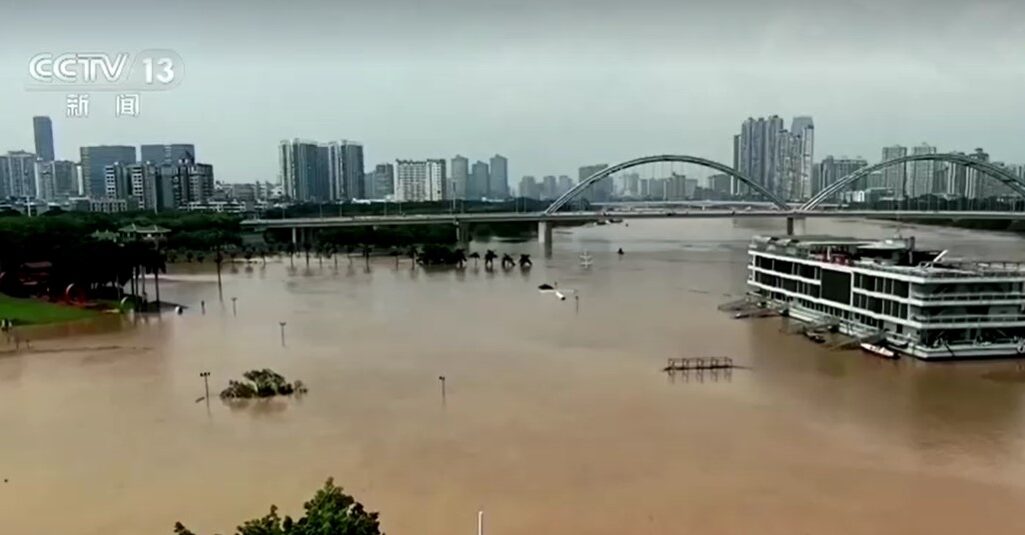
[4,218,1025,534]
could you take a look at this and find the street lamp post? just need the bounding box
[279,321,287,346]
[231,297,238,317]
[200,371,211,402]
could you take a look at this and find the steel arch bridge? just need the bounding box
[801,153,1025,211]
[543,154,790,215]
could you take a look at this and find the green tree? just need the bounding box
[174,479,382,535]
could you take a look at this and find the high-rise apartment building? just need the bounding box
[710,174,732,196]
[279,139,322,201]
[816,156,868,194]
[982,161,1019,199]
[557,175,573,196]
[789,117,815,200]
[450,155,469,200]
[371,163,395,199]
[5,151,38,198]
[938,151,963,197]
[489,154,508,198]
[909,143,937,197]
[775,132,803,200]
[469,161,489,199]
[734,115,813,200]
[166,157,215,206]
[542,176,557,199]
[731,134,741,195]
[735,115,785,197]
[33,116,55,161]
[620,172,641,198]
[81,145,136,198]
[965,148,1001,199]
[880,145,908,196]
[319,142,346,201]
[34,160,77,200]
[0,155,8,198]
[665,174,697,200]
[104,158,204,211]
[341,141,364,200]
[145,165,176,210]
[648,178,668,199]
[394,159,446,202]
[104,163,129,200]
[518,176,539,199]
[280,139,363,201]
[578,164,610,202]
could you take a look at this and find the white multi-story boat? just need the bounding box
[747,234,1025,360]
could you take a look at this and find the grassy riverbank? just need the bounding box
[0,294,100,326]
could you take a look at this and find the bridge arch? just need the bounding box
[543,155,790,215]
[801,153,1025,211]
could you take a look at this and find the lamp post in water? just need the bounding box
[199,371,211,403]
[231,297,238,317]
[279,321,287,346]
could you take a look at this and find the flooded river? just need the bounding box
[4,218,1025,534]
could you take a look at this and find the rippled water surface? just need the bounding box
[3,218,1025,534]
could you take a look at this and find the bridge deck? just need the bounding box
[240,210,1025,229]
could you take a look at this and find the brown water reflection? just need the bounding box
[3,218,1025,534]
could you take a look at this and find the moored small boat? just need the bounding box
[805,332,826,344]
[860,342,897,359]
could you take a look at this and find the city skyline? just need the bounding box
[1,1,1022,180]
[4,113,1024,204]
[2,112,1019,186]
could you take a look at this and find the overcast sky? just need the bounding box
[1,0,1023,182]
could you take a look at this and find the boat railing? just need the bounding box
[910,292,1025,302]
[910,313,1025,324]
[750,247,1025,279]
[853,261,1025,279]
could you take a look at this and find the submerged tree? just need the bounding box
[220,368,308,400]
[174,478,382,535]
[483,250,497,269]
[416,245,467,267]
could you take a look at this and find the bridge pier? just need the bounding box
[455,222,470,246]
[539,220,554,258]
[538,220,553,244]
[785,216,807,236]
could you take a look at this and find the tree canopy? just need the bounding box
[174,479,382,535]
